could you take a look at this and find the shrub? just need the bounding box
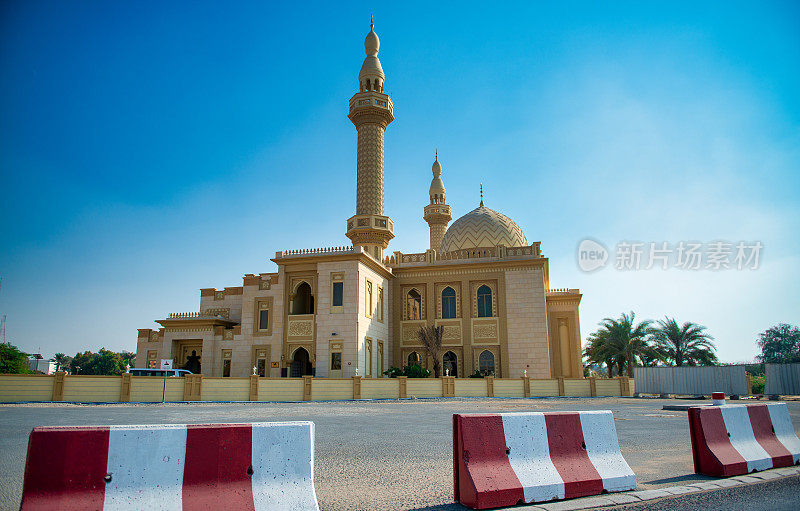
[403,364,431,378]
[383,364,431,378]
[468,370,484,378]
[750,375,765,394]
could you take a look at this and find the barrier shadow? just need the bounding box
[645,473,714,485]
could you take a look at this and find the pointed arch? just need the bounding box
[292,281,313,315]
[479,350,495,376]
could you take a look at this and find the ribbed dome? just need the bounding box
[440,205,528,253]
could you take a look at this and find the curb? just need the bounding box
[515,466,800,510]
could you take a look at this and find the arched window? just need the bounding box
[406,289,421,320]
[441,287,456,319]
[292,282,313,315]
[479,350,495,376]
[407,351,421,366]
[443,351,457,377]
[477,285,492,317]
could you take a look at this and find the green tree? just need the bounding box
[583,331,615,377]
[0,343,31,374]
[585,312,655,377]
[53,353,73,372]
[69,348,127,375]
[119,351,136,368]
[652,318,718,366]
[757,324,800,363]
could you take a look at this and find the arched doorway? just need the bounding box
[479,350,495,376]
[407,351,421,367]
[290,347,312,377]
[292,282,313,315]
[443,351,457,377]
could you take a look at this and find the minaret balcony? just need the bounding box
[348,91,393,114]
[346,214,395,247]
[424,203,451,222]
[346,214,393,233]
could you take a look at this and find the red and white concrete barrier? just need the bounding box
[689,402,800,477]
[453,411,636,509]
[20,422,319,511]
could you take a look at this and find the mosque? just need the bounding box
[134,23,584,380]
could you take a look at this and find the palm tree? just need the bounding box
[583,331,615,377]
[53,353,72,372]
[652,317,717,366]
[417,325,444,378]
[586,312,656,377]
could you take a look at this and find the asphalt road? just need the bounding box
[1,397,798,510]
[610,476,800,511]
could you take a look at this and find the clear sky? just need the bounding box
[1,1,798,362]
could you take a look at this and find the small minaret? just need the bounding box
[423,152,452,252]
[345,17,395,260]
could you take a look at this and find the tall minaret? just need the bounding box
[423,152,452,252]
[345,18,395,261]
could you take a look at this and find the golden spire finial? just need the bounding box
[480,183,484,206]
[370,14,374,31]
[435,149,438,161]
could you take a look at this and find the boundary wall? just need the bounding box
[0,374,634,403]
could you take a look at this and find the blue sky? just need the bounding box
[1,1,798,362]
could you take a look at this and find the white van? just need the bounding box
[128,368,193,377]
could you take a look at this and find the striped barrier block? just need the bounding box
[20,422,319,511]
[689,402,800,477]
[453,411,636,509]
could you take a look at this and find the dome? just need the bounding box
[359,22,384,86]
[365,28,379,56]
[440,205,528,253]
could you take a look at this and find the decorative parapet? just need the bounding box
[546,288,580,294]
[275,246,360,259]
[545,288,583,307]
[386,242,543,267]
[167,312,225,319]
[158,312,239,329]
[243,273,278,288]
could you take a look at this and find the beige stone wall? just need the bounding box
[546,296,583,378]
[315,260,359,377]
[234,274,283,377]
[357,261,391,377]
[504,267,550,378]
[200,290,243,323]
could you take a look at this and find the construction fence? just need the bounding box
[0,373,635,403]
[633,366,749,396]
[765,363,800,396]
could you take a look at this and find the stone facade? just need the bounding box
[133,24,583,380]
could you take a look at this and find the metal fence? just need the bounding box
[765,363,800,395]
[633,366,748,396]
